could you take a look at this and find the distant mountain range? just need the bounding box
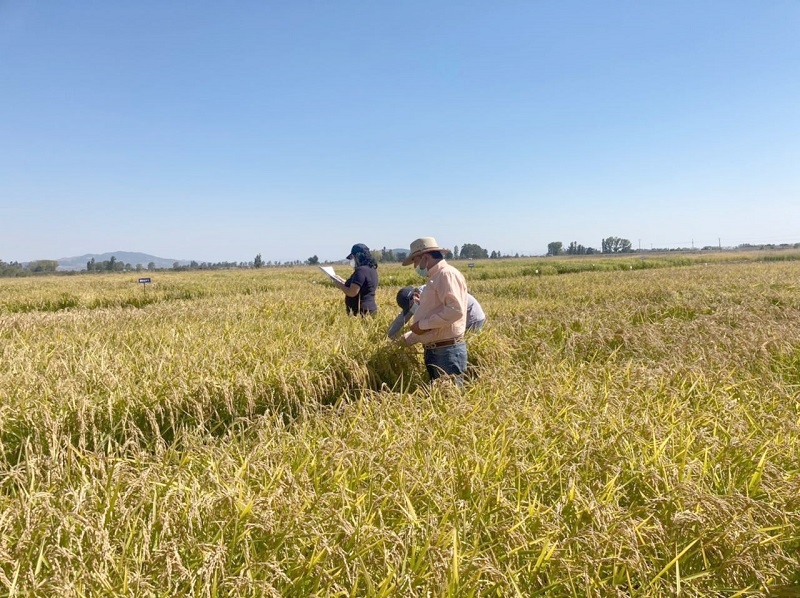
[57,252,190,271]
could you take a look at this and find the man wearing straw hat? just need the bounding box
[399,236,469,382]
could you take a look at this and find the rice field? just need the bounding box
[1,253,799,596]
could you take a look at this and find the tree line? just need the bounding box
[547,237,634,256]
[8,239,800,278]
[0,260,58,277]
[303,244,520,265]
[546,238,800,256]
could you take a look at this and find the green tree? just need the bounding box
[306,255,319,265]
[460,243,488,260]
[0,260,26,277]
[567,241,596,255]
[27,260,58,273]
[452,245,460,260]
[547,241,563,256]
[254,253,264,268]
[601,237,633,254]
[147,262,156,271]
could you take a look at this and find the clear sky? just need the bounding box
[1,1,798,264]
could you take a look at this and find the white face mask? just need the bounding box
[349,259,356,268]
[415,256,428,278]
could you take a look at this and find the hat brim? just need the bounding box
[401,246,444,266]
[387,311,412,339]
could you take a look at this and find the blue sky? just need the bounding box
[1,1,798,263]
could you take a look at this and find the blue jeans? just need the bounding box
[424,342,467,382]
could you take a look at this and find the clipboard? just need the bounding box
[319,265,346,284]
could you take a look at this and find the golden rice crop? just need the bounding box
[1,254,799,596]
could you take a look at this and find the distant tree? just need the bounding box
[380,247,395,262]
[87,257,96,271]
[147,262,156,271]
[566,241,596,255]
[460,243,488,260]
[547,241,563,256]
[0,260,27,277]
[306,255,319,265]
[601,237,633,254]
[136,264,142,272]
[27,260,58,273]
[452,245,460,260]
[173,262,180,270]
[254,253,263,268]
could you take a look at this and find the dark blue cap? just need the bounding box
[346,243,370,260]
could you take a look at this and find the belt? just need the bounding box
[423,336,464,350]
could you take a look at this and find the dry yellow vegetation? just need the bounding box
[1,253,799,596]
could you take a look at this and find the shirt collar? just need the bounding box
[428,259,446,277]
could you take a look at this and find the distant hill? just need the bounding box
[57,251,190,271]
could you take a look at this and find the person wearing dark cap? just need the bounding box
[387,286,418,339]
[333,243,379,316]
[399,236,468,382]
[388,285,485,339]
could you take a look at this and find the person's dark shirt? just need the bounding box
[345,265,379,315]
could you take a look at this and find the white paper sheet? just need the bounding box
[319,265,346,284]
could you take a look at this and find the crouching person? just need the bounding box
[388,285,486,338]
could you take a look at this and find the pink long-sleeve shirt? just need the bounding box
[402,259,468,346]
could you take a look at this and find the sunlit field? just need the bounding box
[1,252,799,596]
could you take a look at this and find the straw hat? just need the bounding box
[402,237,445,266]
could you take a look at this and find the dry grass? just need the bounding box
[1,255,799,596]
